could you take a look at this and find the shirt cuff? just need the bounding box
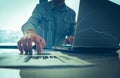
[22,23,35,33]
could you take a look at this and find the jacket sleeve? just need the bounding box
[21,4,42,34]
[67,10,76,36]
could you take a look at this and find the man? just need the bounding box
[17,0,76,55]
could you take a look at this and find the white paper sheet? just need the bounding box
[0,51,94,67]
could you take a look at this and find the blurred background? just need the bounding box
[0,0,80,43]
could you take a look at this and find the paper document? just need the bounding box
[0,51,94,67]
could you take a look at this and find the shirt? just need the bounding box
[22,1,76,48]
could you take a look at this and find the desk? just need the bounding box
[0,49,120,78]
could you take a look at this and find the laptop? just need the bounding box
[52,0,120,52]
[52,28,119,53]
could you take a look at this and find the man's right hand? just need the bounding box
[17,30,46,55]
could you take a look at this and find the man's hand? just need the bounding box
[17,30,46,55]
[63,36,74,45]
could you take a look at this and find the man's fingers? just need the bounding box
[35,41,42,54]
[40,38,46,48]
[67,36,74,44]
[17,41,23,54]
[17,34,46,55]
[27,38,33,55]
[22,38,29,55]
[33,37,46,54]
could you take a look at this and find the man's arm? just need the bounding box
[64,9,76,45]
[17,4,46,55]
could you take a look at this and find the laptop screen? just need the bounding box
[72,0,120,50]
